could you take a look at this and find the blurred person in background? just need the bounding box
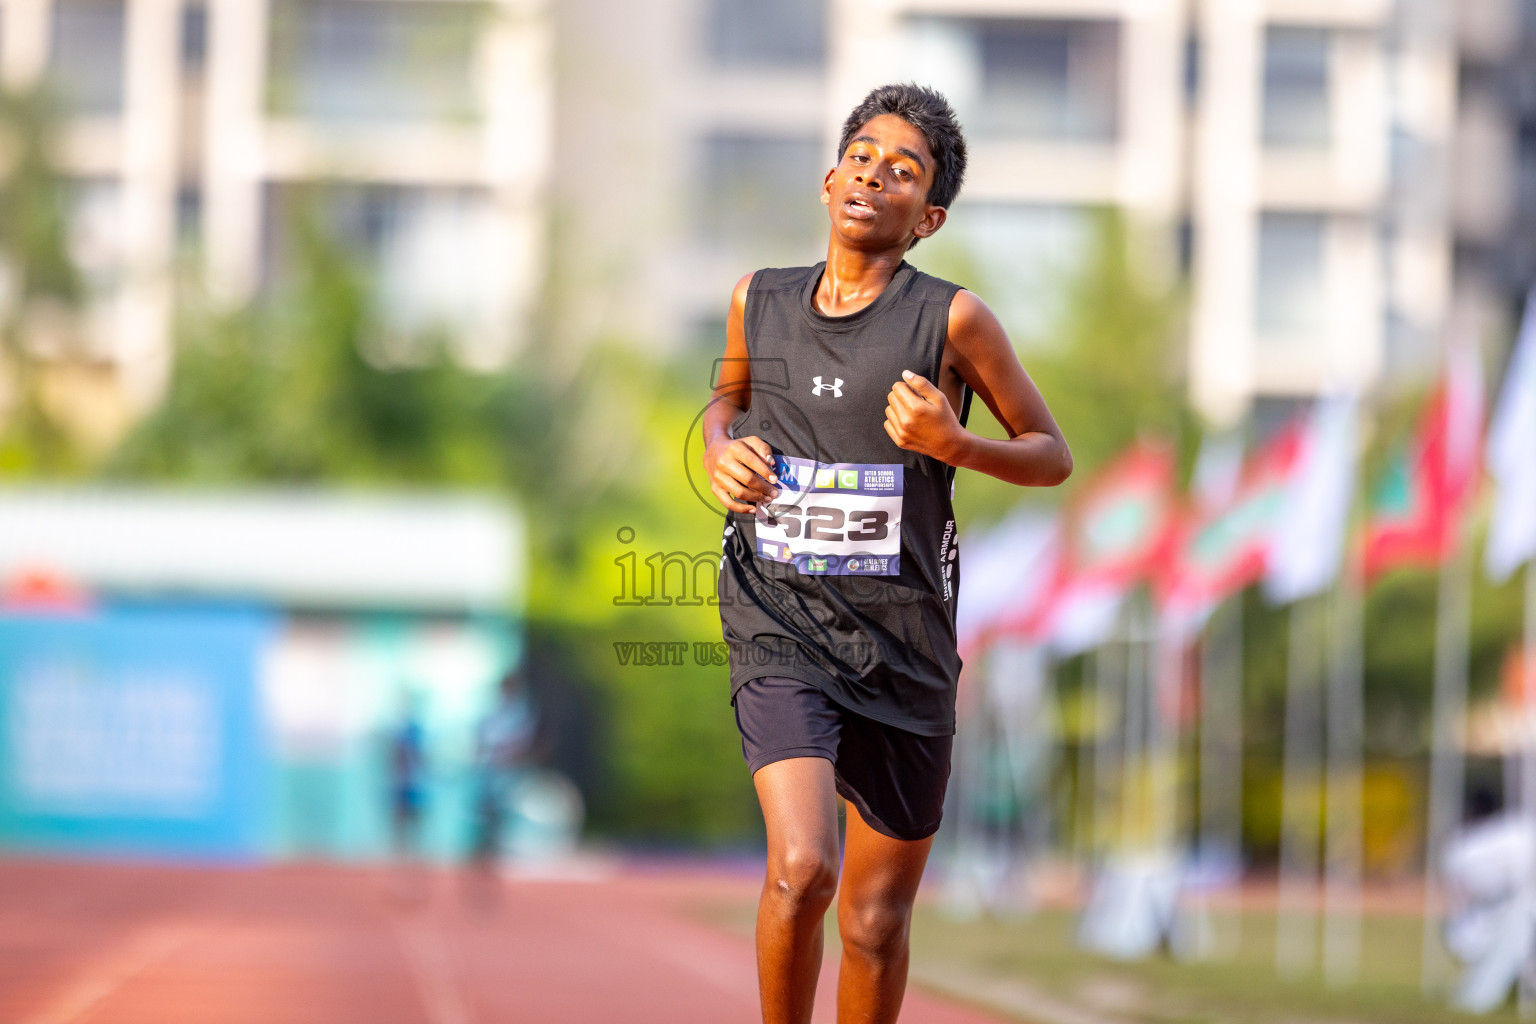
[469,668,539,875]
[386,689,431,901]
[388,689,430,861]
[703,83,1071,1024]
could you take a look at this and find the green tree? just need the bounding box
[0,87,86,475]
[925,209,1189,529]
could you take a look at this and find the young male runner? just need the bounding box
[702,84,1072,1023]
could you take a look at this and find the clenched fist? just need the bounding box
[704,435,780,514]
[884,370,964,463]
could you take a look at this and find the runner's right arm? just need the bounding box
[703,272,781,514]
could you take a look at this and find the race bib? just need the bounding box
[754,455,902,576]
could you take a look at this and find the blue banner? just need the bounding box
[0,605,275,860]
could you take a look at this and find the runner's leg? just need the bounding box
[835,801,934,1023]
[754,756,841,1024]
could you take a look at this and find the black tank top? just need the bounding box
[717,261,972,736]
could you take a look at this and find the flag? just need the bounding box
[955,510,1055,656]
[1059,441,1178,588]
[1486,288,1536,582]
[1363,345,1484,579]
[1160,423,1304,626]
[1264,394,1360,603]
[992,524,1130,657]
[996,442,1177,654]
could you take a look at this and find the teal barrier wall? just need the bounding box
[0,605,275,859]
[0,605,519,863]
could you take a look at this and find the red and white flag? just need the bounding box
[1159,424,1304,632]
[997,442,1177,654]
[1362,344,1484,579]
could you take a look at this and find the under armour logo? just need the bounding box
[811,376,844,398]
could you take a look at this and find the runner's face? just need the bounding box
[822,114,945,250]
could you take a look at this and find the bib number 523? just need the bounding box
[771,506,889,542]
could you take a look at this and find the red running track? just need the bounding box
[0,859,1012,1024]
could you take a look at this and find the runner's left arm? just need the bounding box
[882,290,1071,488]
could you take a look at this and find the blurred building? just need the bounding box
[0,0,550,414]
[554,0,1536,423]
[548,0,830,351]
[2,0,1533,430]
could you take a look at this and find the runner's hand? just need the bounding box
[705,435,779,514]
[885,371,963,463]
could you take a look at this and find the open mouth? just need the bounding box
[842,195,877,220]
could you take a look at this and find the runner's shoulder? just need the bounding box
[749,265,820,294]
[731,266,817,315]
[944,288,1004,343]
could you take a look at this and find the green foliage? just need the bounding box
[0,89,81,305]
[109,213,505,486]
[0,86,86,476]
[1023,210,1188,478]
[934,209,1191,530]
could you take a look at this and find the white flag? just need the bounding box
[955,510,1055,651]
[1486,288,1536,582]
[1041,579,1126,657]
[1263,394,1359,603]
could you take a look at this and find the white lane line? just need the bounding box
[22,924,196,1024]
[391,918,472,1024]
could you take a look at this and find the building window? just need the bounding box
[181,2,209,76]
[696,133,825,253]
[267,0,479,124]
[1256,213,1326,336]
[972,19,1119,141]
[705,0,824,68]
[176,185,202,247]
[49,0,126,116]
[1262,26,1330,149]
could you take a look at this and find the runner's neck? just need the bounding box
[814,245,907,318]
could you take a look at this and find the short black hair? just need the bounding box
[837,83,967,212]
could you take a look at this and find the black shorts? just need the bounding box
[733,676,953,842]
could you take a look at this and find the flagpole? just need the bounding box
[1324,563,1365,986]
[992,642,1042,913]
[1120,604,1146,854]
[1150,615,1183,857]
[1078,647,1103,861]
[1198,595,1244,958]
[1276,594,1324,977]
[1420,524,1474,996]
[1097,630,1127,864]
[946,652,986,914]
[1521,557,1536,1019]
[1113,603,1134,854]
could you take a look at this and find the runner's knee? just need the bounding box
[766,844,838,917]
[839,896,912,964]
